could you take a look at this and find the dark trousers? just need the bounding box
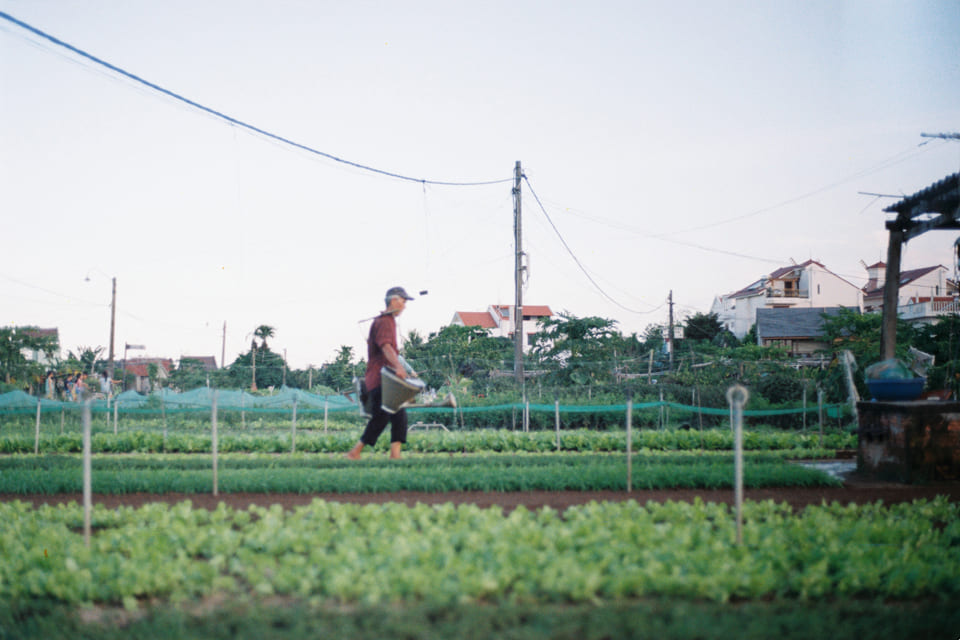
[359,386,408,446]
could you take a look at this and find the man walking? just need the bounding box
[346,286,416,460]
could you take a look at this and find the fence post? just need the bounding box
[817,387,824,448]
[291,398,298,454]
[82,399,93,548]
[726,385,749,546]
[524,398,530,433]
[34,397,41,454]
[802,384,807,431]
[212,391,218,497]
[554,394,560,451]
[324,398,328,433]
[113,400,119,435]
[161,393,167,448]
[659,389,664,430]
[626,395,633,493]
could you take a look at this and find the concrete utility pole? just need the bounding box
[221,322,226,371]
[667,290,675,371]
[513,160,525,383]
[107,277,116,383]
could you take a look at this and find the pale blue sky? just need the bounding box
[2,1,958,369]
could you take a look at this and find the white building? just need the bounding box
[450,304,554,352]
[710,260,862,340]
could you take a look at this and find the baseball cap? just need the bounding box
[385,286,415,300]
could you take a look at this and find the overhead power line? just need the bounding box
[0,11,512,188]
[522,175,662,315]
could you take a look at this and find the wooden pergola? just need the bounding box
[880,172,960,358]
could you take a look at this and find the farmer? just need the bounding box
[346,286,416,460]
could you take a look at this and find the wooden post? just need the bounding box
[82,400,92,548]
[880,229,903,360]
[113,400,119,435]
[626,396,633,492]
[212,391,218,497]
[34,397,41,455]
[161,394,167,450]
[291,398,298,454]
[554,395,560,451]
[817,387,824,448]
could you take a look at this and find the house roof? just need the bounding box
[863,265,943,296]
[883,172,960,241]
[492,304,554,317]
[768,259,823,280]
[520,305,553,317]
[728,260,857,299]
[454,312,498,329]
[180,356,218,371]
[756,307,853,340]
[21,327,59,340]
[124,358,173,373]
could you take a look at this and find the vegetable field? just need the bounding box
[2,424,958,639]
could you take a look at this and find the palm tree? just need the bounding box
[254,325,276,351]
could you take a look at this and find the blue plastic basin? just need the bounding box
[866,378,925,401]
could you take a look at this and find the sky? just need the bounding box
[1,1,959,371]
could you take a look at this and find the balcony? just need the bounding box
[898,298,960,323]
[765,288,809,299]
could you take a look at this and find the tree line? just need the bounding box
[4,311,958,408]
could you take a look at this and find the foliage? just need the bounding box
[0,497,957,607]
[64,346,105,375]
[816,308,916,401]
[911,314,960,394]
[3,599,957,640]
[529,313,640,386]
[1,427,857,455]
[404,324,513,391]
[0,452,840,494]
[314,346,361,393]
[0,326,59,389]
[681,311,725,343]
[225,346,286,390]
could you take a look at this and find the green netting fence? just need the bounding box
[0,387,853,424]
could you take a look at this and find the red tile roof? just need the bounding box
[455,312,498,328]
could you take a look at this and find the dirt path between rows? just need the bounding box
[5,474,959,512]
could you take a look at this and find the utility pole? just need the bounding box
[513,160,525,383]
[107,277,116,384]
[667,290,675,371]
[220,322,226,371]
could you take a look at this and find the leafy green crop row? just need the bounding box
[0,453,839,494]
[0,427,856,454]
[1,498,956,607]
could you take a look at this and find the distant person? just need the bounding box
[44,371,55,400]
[346,286,417,460]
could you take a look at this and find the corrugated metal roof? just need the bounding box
[756,307,854,340]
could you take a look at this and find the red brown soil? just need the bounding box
[4,474,959,513]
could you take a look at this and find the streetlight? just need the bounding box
[83,271,116,389]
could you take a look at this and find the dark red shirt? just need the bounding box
[365,312,397,389]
